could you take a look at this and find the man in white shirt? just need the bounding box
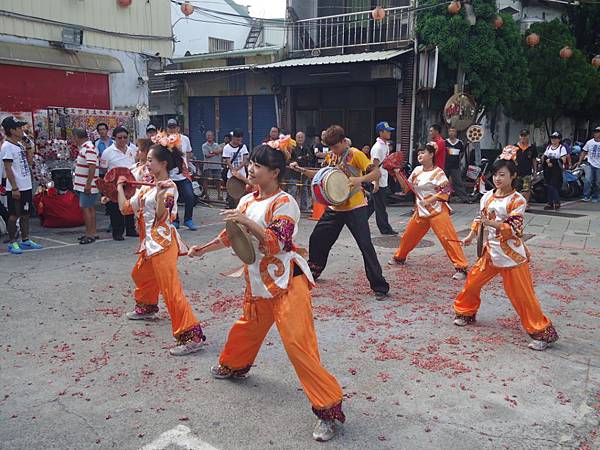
[166,118,197,230]
[202,130,222,201]
[221,128,249,208]
[580,126,600,203]
[1,116,42,254]
[366,121,397,235]
[99,126,138,240]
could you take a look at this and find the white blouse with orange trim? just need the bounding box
[409,166,451,218]
[123,185,187,258]
[471,190,528,268]
[218,190,314,300]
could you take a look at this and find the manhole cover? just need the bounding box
[372,236,434,249]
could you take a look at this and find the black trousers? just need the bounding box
[308,206,389,294]
[365,184,394,233]
[174,178,195,223]
[106,201,136,238]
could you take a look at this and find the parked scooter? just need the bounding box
[467,158,494,203]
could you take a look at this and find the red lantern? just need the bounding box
[371,6,386,20]
[448,1,461,14]
[526,33,540,47]
[592,55,600,68]
[494,16,504,29]
[181,1,194,16]
[117,0,132,6]
[559,46,573,59]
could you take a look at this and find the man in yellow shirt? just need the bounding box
[291,125,390,299]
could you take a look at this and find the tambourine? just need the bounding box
[226,220,256,264]
[96,167,155,203]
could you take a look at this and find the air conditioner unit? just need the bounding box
[62,27,83,46]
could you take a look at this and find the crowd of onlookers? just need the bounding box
[1,114,599,255]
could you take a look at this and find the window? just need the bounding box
[208,37,234,53]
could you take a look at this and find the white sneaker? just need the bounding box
[528,340,548,351]
[169,340,204,356]
[126,311,158,321]
[312,419,337,442]
[452,270,467,280]
[387,258,405,266]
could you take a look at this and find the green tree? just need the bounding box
[507,19,600,135]
[416,0,530,116]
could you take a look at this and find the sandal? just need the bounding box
[79,236,96,244]
[78,235,99,240]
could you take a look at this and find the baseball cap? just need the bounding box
[167,118,178,127]
[593,126,600,133]
[550,131,562,139]
[231,128,244,138]
[146,124,157,132]
[376,121,395,133]
[1,116,27,132]
[519,129,529,136]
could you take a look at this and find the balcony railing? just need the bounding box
[290,6,414,55]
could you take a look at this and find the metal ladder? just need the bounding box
[244,19,263,49]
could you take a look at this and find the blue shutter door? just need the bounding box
[188,97,215,158]
[218,96,249,144]
[252,95,277,148]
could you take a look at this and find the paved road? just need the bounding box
[1,201,599,449]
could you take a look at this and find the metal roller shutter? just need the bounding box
[252,95,277,148]
[188,97,215,158]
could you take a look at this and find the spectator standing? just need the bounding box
[100,126,138,240]
[542,132,567,211]
[202,130,222,201]
[288,131,315,212]
[265,126,280,143]
[581,126,600,203]
[95,123,112,176]
[72,128,99,244]
[222,128,249,209]
[514,129,537,208]
[146,123,158,139]
[444,127,469,202]
[314,129,329,166]
[429,124,447,171]
[167,118,197,230]
[1,116,42,254]
[366,121,397,235]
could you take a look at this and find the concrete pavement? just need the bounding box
[1,200,599,449]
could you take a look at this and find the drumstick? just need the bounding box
[127,181,156,187]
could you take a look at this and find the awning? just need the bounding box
[0,41,124,74]
[257,49,412,69]
[155,64,254,76]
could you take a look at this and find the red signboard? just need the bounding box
[0,64,110,111]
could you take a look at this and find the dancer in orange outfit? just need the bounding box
[388,143,468,280]
[188,139,344,442]
[117,137,205,356]
[454,153,559,351]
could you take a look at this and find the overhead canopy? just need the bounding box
[0,41,124,74]
[257,49,412,69]
[156,64,254,76]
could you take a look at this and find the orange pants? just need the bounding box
[394,205,467,270]
[454,256,555,337]
[131,242,200,340]
[219,274,344,418]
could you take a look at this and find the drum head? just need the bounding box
[226,177,246,200]
[323,170,350,205]
[477,224,485,258]
[226,221,256,265]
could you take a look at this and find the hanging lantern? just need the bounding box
[526,33,540,47]
[371,6,386,20]
[181,1,194,16]
[494,15,504,29]
[117,0,132,7]
[592,55,600,68]
[559,46,573,59]
[448,1,461,14]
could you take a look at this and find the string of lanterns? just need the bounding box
[442,1,600,67]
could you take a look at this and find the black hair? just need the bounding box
[232,128,244,138]
[112,126,128,137]
[491,159,518,188]
[72,128,88,139]
[149,144,185,174]
[96,122,108,131]
[430,124,442,133]
[249,144,287,182]
[418,143,437,163]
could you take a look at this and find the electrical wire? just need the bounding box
[0,9,173,41]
